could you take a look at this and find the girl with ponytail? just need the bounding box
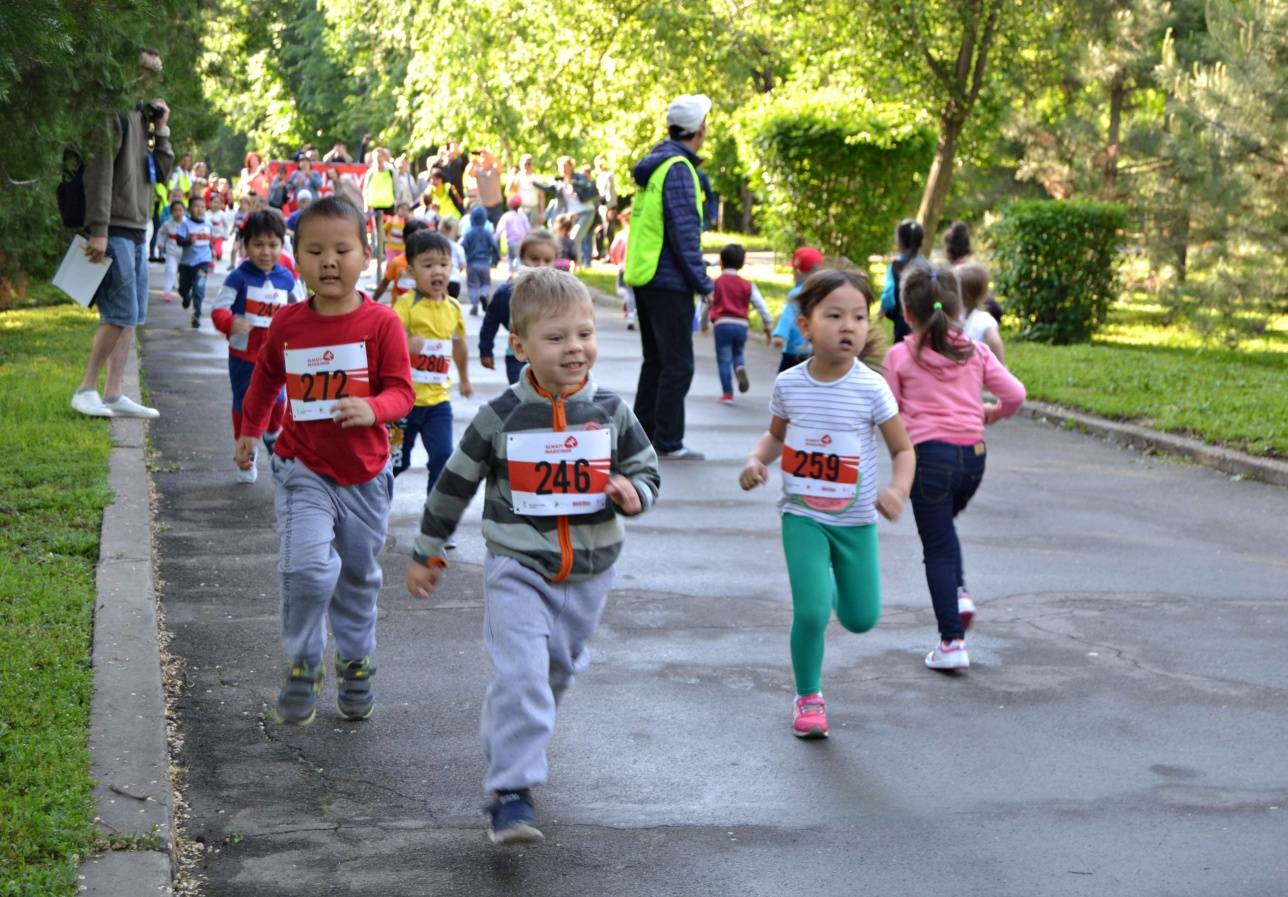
[884,260,1027,671]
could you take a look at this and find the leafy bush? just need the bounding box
[736,89,934,263]
[991,199,1127,343]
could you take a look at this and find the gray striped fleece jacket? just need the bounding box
[413,373,660,582]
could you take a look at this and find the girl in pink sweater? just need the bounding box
[883,261,1026,671]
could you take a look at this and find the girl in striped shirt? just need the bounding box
[740,269,915,739]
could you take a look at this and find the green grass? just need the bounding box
[0,282,76,312]
[0,305,114,895]
[700,230,776,253]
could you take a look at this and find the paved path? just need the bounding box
[143,265,1288,896]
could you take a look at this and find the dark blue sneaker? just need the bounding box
[486,790,544,845]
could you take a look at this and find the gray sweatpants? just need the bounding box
[271,456,393,665]
[481,552,615,793]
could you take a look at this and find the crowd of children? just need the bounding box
[172,149,1027,847]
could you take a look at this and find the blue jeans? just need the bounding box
[178,263,208,318]
[504,354,525,385]
[96,234,150,327]
[391,402,454,494]
[572,208,596,266]
[713,322,748,395]
[910,440,987,642]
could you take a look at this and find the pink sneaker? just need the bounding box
[163,290,173,303]
[792,693,828,739]
[718,393,734,405]
[957,588,976,630]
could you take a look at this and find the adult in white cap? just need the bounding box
[622,94,715,461]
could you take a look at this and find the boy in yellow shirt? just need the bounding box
[391,230,474,548]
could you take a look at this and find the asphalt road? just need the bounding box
[144,263,1288,896]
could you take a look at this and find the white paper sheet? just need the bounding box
[52,235,112,307]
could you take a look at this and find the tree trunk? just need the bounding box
[739,183,754,234]
[917,112,966,241]
[1103,73,1127,196]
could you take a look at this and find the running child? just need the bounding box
[552,214,578,272]
[479,229,559,384]
[208,192,232,270]
[955,261,1005,363]
[496,194,531,273]
[608,207,634,329]
[438,215,466,299]
[235,196,415,725]
[176,194,213,328]
[739,268,914,739]
[157,198,185,302]
[773,246,823,371]
[883,261,1025,670]
[211,209,305,483]
[405,267,660,845]
[372,218,426,305]
[229,193,254,269]
[461,205,500,315]
[879,218,924,343]
[389,229,473,530]
[383,201,412,263]
[700,243,772,404]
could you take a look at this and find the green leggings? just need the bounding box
[781,513,882,696]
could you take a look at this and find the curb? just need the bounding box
[80,341,173,895]
[1019,400,1288,488]
[582,278,1288,489]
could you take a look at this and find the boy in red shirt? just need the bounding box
[236,196,415,726]
[699,243,772,404]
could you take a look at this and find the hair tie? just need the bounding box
[933,301,943,311]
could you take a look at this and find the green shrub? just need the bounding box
[991,199,1127,344]
[736,89,935,263]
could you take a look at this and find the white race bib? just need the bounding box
[507,429,612,516]
[782,425,860,512]
[411,338,452,385]
[243,284,289,328]
[284,341,370,422]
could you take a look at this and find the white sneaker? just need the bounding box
[235,461,259,483]
[444,535,457,550]
[102,395,160,419]
[925,639,970,670]
[71,390,114,418]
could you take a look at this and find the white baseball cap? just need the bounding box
[666,94,712,133]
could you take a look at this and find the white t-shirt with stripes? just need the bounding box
[768,359,899,526]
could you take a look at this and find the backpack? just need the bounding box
[58,114,133,230]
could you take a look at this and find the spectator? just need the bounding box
[169,151,193,196]
[73,48,174,420]
[594,155,617,259]
[287,158,322,204]
[471,148,505,227]
[434,141,468,199]
[323,142,352,163]
[552,156,598,266]
[624,94,715,460]
[393,154,422,208]
[239,151,270,200]
[509,153,544,226]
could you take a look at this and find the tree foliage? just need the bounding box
[0,1,214,291]
[736,89,935,262]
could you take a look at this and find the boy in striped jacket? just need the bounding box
[405,267,660,846]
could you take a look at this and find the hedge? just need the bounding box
[991,199,1127,344]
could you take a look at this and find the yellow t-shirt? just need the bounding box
[394,293,466,407]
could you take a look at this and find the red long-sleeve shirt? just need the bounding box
[241,296,415,485]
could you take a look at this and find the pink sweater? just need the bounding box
[883,334,1026,446]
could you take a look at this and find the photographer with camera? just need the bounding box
[72,48,175,419]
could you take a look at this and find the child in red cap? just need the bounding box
[772,247,824,372]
